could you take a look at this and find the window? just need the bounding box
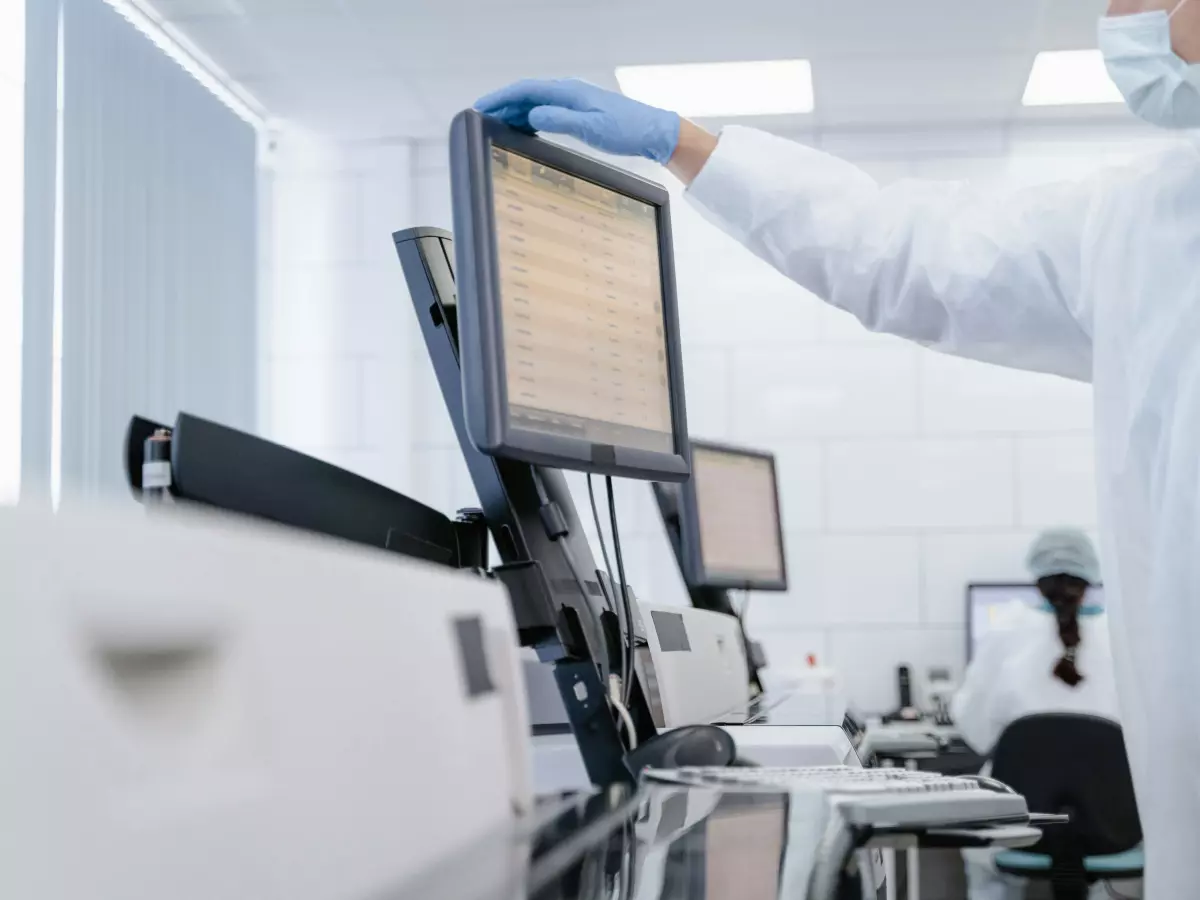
[0,0,25,504]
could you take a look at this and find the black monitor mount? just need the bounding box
[395,226,666,787]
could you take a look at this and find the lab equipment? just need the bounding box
[653,481,763,693]
[124,413,487,570]
[677,440,788,591]
[967,583,1106,661]
[474,78,682,163]
[988,714,1143,899]
[0,503,533,900]
[644,765,1028,824]
[398,222,639,787]
[1099,5,1200,129]
[651,439,787,698]
[630,600,751,729]
[401,118,1053,891]
[448,108,690,482]
[883,664,922,723]
[522,591,859,793]
[925,667,958,727]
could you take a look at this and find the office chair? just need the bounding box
[990,713,1143,900]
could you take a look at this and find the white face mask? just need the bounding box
[1098,0,1200,129]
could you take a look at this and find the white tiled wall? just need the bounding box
[260,134,416,495]
[264,121,1165,712]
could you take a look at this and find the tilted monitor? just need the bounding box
[449,109,690,482]
[679,440,788,591]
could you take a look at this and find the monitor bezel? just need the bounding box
[679,438,789,592]
[449,109,691,483]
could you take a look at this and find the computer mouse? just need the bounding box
[625,724,737,772]
[960,774,1017,794]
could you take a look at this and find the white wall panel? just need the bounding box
[827,438,1016,531]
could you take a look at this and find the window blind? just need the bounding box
[57,0,258,503]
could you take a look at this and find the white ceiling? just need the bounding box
[150,0,1130,141]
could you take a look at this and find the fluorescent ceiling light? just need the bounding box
[1022,50,1123,107]
[615,60,814,118]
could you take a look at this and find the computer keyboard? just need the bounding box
[641,766,1029,828]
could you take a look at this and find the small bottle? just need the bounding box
[142,428,173,505]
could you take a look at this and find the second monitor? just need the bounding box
[680,440,788,592]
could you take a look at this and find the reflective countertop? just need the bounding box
[384,782,1038,900]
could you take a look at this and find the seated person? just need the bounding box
[953,529,1121,900]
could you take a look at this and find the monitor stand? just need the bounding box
[395,226,643,788]
[651,481,766,695]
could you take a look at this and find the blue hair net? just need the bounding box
[1026,528,1101,584]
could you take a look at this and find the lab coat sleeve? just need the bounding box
[951,630,1013,755]
[686,127,1098,381]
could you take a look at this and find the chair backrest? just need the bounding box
[991,713,1141,859]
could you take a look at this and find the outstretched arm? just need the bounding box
[477,79,1098,381]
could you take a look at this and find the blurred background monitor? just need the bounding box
[679,441,788,591]
[967,582,1106,660]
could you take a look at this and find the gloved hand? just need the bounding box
[474,79,682,164]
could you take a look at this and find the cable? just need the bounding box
[1103,882,1137,900]
[587,475,620,619]
[608,674,638,751]
[590,474,638,749]
[606,475,637,710]
[590,475,628,700]
[740,588,752,622]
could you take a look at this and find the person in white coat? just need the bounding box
[475,3,1200,896]
[953,529,1121,900]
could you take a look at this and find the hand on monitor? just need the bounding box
[474,78,684,165]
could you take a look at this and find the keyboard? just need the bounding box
[641,766,1029,829]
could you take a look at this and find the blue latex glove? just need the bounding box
[474,79,681,164]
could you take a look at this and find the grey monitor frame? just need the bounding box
[679,439,789,592]
[449,109,691,483]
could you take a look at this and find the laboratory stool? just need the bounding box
[990,713,1142,900]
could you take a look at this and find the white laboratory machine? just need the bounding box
[525,594,859,794]
[0,504,533,900]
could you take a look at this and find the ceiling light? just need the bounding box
[1022,50,1123,107]
[615,60,814,118]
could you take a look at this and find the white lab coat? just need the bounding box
[686,127,1200,900]
[952,603,1120,755]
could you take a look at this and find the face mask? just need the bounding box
[1098,0,1200,129]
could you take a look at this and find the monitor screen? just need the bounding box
[450,111,690,481]
[680,442,788,591]
[703,799,788,900]
[967,582,1106,659]
[491,146,673,454]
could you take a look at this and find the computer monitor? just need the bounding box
[448,110,690,482]
[679,440,788,591]
[966,582,1106,660]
